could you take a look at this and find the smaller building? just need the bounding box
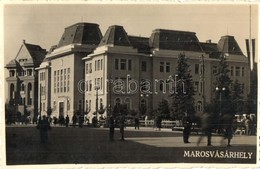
[5,40,47,120]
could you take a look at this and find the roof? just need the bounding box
[24,43,47,66]
[5,59,20,68]
[217,35,244,55]
[200,42,221,59]
[57,22,102,48]
[98,25,132,47]
[128,36,151,54]
[149,29,203,52]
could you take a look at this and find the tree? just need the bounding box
[113,103,128,117]
[171,53,195,120]
[230,80,245,115]
[213,54,233,116]
[157,99,170,119]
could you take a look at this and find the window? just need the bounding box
[195,64,199,74]
[86,81,89,91]
[86,100,88,112]
[128,60,132,70]
[53,101,56,111]
[212,66,218,74]
[166,62,170,73]
[89,80,92,91]
[86,64,88,74]
[115,98,121,105]
[159,80,166,91]
[67,68,70,92]
[89,100,91,111]
[101,59,103,70]
[230,66,234,76]
[98,60,101,70]
[194,81,199,92]
[197,101,202,112]
[120,59,127,70]
[242,67,245,77]
[78,100,82,111]
[89,63,92,73]
[160,62,164,72]
[235,67,240,76]
[100,78,103,90]
[115,59,119,70]
[95,60,97,71]
[141,61,147,72]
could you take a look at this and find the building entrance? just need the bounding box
[59,102,64,117]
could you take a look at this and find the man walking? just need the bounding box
[108,115,115,141]
[197,112,212,146]
[65,115,70,127]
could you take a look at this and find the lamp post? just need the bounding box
[216,87,226,132]
[140,93,149,117]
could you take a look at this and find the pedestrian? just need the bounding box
[65,115,70,127]
[145,115,148,127]
[119,115,125,141]
[244,115,251,135]
[72,114,77,127]
[79,114,84,128]
[37,115,51,144]
[197,112,213,146]
[156,115,162,131]
[182,115,192,143]
[221,113,234,147]
[134,116,140,130]
[108,114,115,141]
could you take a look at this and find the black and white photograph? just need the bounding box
[2,3,258,167]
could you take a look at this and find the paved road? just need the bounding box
[5,125,257,165]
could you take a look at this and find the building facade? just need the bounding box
[5,22,253,123]
[83,25,250,121]
[5,40,47,119]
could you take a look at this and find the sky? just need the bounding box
[3,4,258,65]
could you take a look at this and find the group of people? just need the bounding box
[108,114,125,141]
[183,112,234,147]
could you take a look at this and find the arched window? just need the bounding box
[140,99,147,114]
[21,83,25,91]
[115,98,121,106]
[100,98,103,108]
[125,98,131,110]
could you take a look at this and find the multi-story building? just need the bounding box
[33,22,252,122]
[83,25,250,121]
[42,22,102,119]
[5,40,47,119]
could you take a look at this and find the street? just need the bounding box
[5,125,257,165]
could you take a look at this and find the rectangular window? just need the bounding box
[67,68,70,92]
[242,67,245,77]
[230,66,234,76]
[141,61,147,72]
[194,81,199,92]
[89,80,92,91]
[101,59,103,70]
[115,59,119,70]
[86,81,89,91]
[212,66,218,74]
[86,64,88,74]
[195,64,199,74]
[166,62,170,73]
[128,60,132,71]
[98,60,101,70]
[89,63,92,73]
[120,59,127,70]
[95,60,97,71]
[235,67,240,76]
[160,62,164,72]
[101,77,103,90]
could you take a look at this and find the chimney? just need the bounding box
[23,39,26,44]
[206,40,211,43]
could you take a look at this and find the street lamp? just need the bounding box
[140,93,149,116]
[216,87,226,132]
